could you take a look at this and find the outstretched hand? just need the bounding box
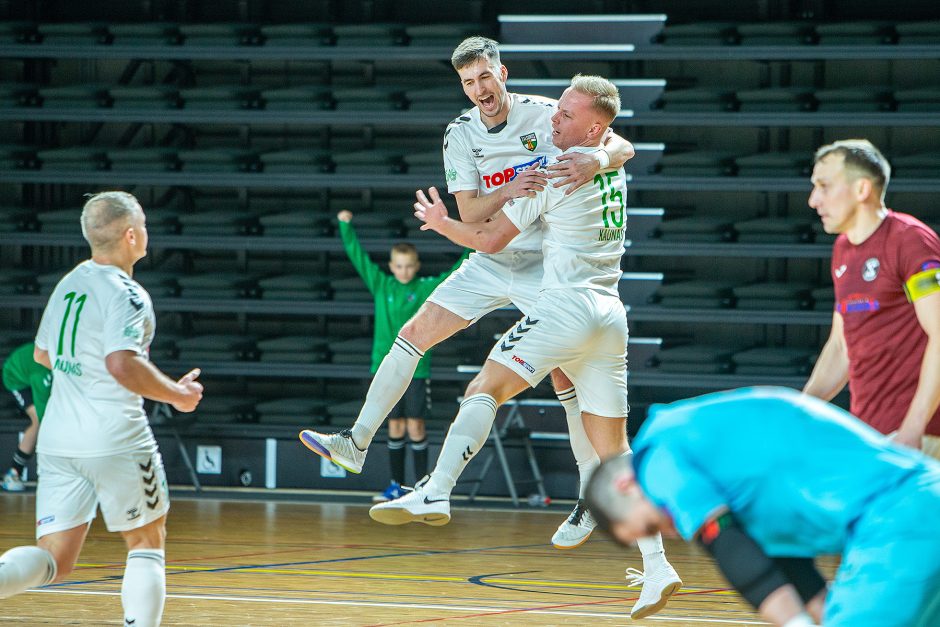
[414,187,449,232]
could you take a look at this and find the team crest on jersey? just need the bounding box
[520,132,537,152]
[862,257,880,282]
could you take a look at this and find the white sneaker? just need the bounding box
[299,428,367,473]
[551,499,596,549]
[1,468,25,492]
[369,480,450,526]
[626,558,682,620]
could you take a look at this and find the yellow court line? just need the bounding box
[74,562,738,595]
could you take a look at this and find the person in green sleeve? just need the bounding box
[338,210,468,502]
[1,342,52,491]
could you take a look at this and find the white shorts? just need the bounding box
[427,250,542,323]
[488,289,629,418]
[35,449,170,539]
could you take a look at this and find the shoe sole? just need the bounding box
[298,431,362,474]
[630,579,682,620]
[369,507,451,527]
[552,528,594,550]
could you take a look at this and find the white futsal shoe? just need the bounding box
[626,558,683,620]
[369,477,451,526]
[551,499,597,549]
[299,428,367,474]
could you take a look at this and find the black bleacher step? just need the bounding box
[732,282,815,311]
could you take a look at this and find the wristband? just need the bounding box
[595,149,611,169]
[782,612,818,627]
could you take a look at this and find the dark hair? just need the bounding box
[451,36,501,71]
[814,139,891,197]
[390,243,418,259]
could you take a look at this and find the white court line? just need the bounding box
[29,588,769,624]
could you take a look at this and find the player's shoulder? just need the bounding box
[444,109,477,136]
[512,92,558,110]
[887,210,939,240]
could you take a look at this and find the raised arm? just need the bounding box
[415,187,520,254]
[802,311,849,401]
[337,211,384,294]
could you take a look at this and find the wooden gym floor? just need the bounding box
[0,492,773,626]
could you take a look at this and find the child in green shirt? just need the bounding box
[1,343,52,491]
[338,211,467,501]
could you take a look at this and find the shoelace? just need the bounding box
[338,429,366,452]
[567,502,586,526]
[625,568,647,587]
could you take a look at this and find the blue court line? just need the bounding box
[45,541,549,589]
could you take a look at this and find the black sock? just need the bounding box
[388,436,406,485]
[11,447,32,475]
[410,437,429,480]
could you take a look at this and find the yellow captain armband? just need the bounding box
[904,268,940,302]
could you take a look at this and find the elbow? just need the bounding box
[477,234,506,254]
[105,351,134,385]
[33,347,50,369]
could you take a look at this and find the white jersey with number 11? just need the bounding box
[35,260,158,458]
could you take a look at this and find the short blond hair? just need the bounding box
[80,191,142,251]
[570,74,620,124]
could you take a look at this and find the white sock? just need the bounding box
[426,394,498,495]
[556,387,600,499]
[121,549,165,627]
[0,546,56,599]
[350,336,423,449]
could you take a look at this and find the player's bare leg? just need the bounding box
[300,302,469,473]
[549,368,601,549]
[120,515,167,627]
[582,412,682,619]
[0,522,85,600]
[370,361,528,526]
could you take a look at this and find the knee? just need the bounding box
[124,519,167,552]
[388,419,406,438]
[399,313,430,348]
[407,419,426,440]
[51,557,75,582]
[550,369,573,390]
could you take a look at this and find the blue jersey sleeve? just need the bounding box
[635,443,729,541]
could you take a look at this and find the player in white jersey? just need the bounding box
[301,36,635,548]
[0,192,203,627]
[370,76,681,621]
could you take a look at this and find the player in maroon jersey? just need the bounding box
[804,139,940,458]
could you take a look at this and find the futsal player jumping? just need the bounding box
[370,75,682,621]
[301,36,636,549]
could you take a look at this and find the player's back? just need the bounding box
[635,386,933,556]
[36,260,157,458]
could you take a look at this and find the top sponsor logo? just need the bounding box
[482,155,548,188]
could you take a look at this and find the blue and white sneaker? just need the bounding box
[1,468,25,492]
[373,480,406,503]
[299,428,367,473]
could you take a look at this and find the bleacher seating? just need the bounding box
[1,0,938,493]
